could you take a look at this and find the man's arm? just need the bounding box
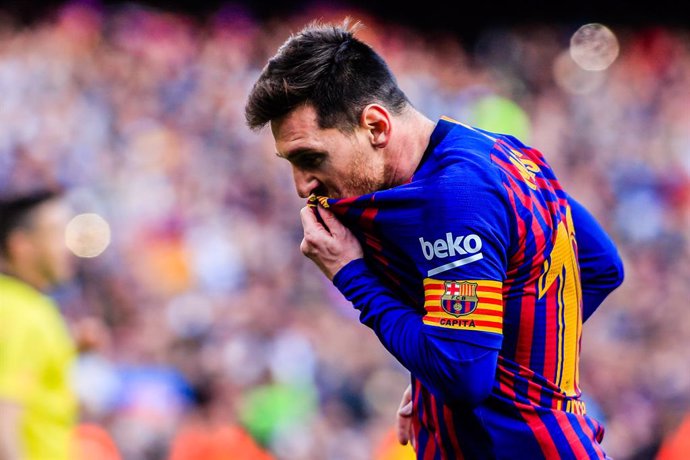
[300,206,498,405]
[568,196,625,322]
[0,400,23,460]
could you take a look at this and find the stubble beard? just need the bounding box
[339,153,385,198]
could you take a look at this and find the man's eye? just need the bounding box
[301,155,324,168]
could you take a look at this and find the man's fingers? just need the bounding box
[396,384,413,445]
[298,203,362,280]
[397,405,413,445]
[300,206,330,237]
[398,400,413,417]
[317,205,337,223]
[397,400,413,444]
[300,205,319,227]
[316,205,348,237]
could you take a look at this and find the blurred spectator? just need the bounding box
[168,375,274,460]
[0,188,78,460]
[72,423,122,460]
[656,411,690,460]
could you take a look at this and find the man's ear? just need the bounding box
[361,104,391,148]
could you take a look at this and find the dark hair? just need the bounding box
[0,188,63,256]
[244,18,410,132]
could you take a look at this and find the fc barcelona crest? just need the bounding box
[441,281,479,317]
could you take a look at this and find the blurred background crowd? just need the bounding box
[0,1,688,459]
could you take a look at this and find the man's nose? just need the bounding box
[293,168,320,198]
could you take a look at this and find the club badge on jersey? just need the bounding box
[441,281,479,316]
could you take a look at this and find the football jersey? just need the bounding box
[320,117,621,459]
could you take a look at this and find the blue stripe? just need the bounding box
[535,409,578,459]
[565,414,605,459]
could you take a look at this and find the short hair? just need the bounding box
[244,18,410,132]
[0,188,63,256]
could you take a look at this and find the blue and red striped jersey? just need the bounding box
[319,117,624,459]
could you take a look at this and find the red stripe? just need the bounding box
[412,381,422,454]
[423,437,437,460]
[473,319,503,329]
[515,288,535,367]
[523,146,549,168]
[423,295,501,307]
[479,297,503,306]
[365,236,382,251]
[372,253,389,267]
[428,394,448,460]
[519,406,561,458]
[442,406,464,460]
[535,176,551,189]
[474,310,503,319]
[360,206,378,231]
[334,196,357,206]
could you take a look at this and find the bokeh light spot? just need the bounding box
[569,23,620,71]
[65,213,111,258]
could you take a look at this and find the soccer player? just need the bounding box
[0,189,79,460]
[244,18,625,459]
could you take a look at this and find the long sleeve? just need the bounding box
[333,258,498,406]
[569,196,625,322]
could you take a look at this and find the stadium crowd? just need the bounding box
[0,2,688,459]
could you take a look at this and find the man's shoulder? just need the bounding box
[0,274,44,299]
[0,275,56,317]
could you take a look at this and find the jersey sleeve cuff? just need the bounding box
[332,258,368,294]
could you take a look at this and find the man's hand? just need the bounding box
[300,205,363,280]
[397,384,415,447]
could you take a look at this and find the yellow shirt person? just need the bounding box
[0,189,79,460]
[0,274,78,460]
